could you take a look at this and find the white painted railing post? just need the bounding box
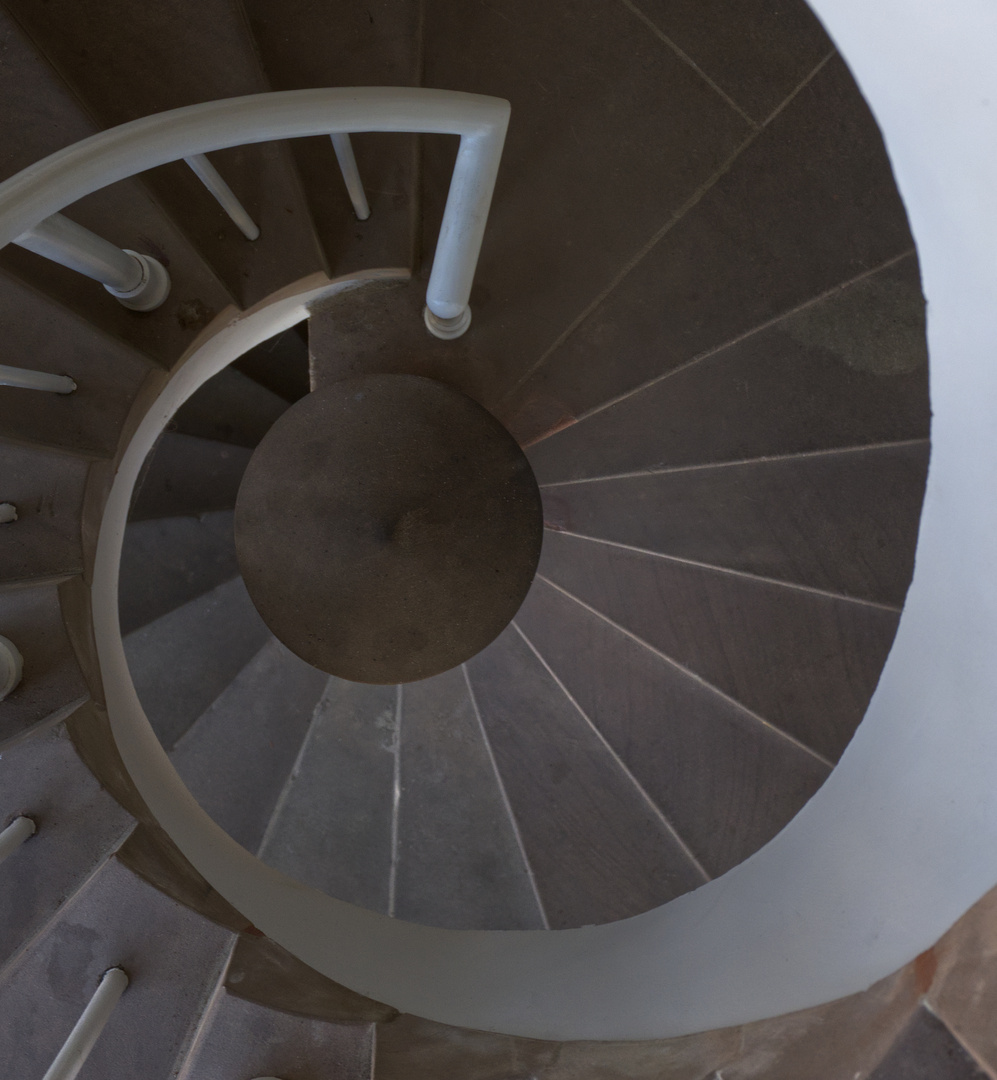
[0,816,35,865]
[42,967,128,1080]
[185,153,260,240]
[422,117,509,339]
[14,212,170,311]
[0,363,76,394]
[330,133,370,221]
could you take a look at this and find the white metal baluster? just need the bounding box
[42,967,128,1080]
[184,153,260,240]
[330,133,371,221]
[14,213,170,311]
[0,363,76,394]
[0,816,35,865]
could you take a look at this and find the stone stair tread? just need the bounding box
[179,988,374,1080]
[232,325,310,404]
[118,511,240,637]
[865,1005,991,1080]
[0,857,233,1080]
[466,625,706,929]
[540,440,929,608]
[0,271,157,457]
[421,0,751,414]
[170,637,328,853]
[0,440,89,582]
[3,0,326,308]
[635,0,833,124]
[124,576,270,751]
[169,365,291,448]
[0,5,235,364]
[129,432,253,522]
[260,679,397,914]
[0,724,132,974]
[538,529,900,763]
[527,255,930,483]
[395,666,545,930]
[515,578,830,878]
[500,55,915,444]
[0,580,87,746]
[243,0,420,276]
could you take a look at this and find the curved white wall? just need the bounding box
[85,1,997,1042]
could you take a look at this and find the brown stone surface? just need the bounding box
[727,965,921,1080]
[64,699,149,822]
[375,1012,561,1080]
[116,824,252,936]
[225,934,398,1025]
[929,886,997,1075]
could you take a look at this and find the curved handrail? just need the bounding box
[0,87,510,331]
[9,31,997,1040]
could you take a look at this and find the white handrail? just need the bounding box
[42,968,128,1080]
[0,363,76,394]
[0,816,35,864]
[0,88,509,338]
[13,212,171,311]
[185,153,260,241]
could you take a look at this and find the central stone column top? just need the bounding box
[234,374,543,684]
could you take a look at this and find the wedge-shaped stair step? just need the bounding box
[171,637,328,853]
[0,724,131,973]
[232,326,310,405]
[515,578,829,877]
[0,440,88,582]
[466,625,707,928]
[527,255,929,483]
[540,440,929,607]
[0,580,87,746]
[118,512,239,637]
[178,988,374,1080]
[0,6,234,364]
[421,0,751,413]
[129,433,252,522]
[0,273,156,457]
[124,577,270,750]
[169,366,291,449]
[867,1005,991,1080]
[538,529,899,763]
[3,0,325,309]
[395,666,545,930]
[243,0,420,277]
[0,858,232,1080]
[260,679,397,914]
[501,55,916,440]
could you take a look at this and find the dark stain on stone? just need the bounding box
[783,264,928,376]
[176,298,215,332]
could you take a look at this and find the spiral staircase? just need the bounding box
[2,0,997,1077]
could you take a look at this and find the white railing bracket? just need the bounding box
[0,816,36,865]
[0,634,23,700]
[424,304,472,340]
[104,249,171,311]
